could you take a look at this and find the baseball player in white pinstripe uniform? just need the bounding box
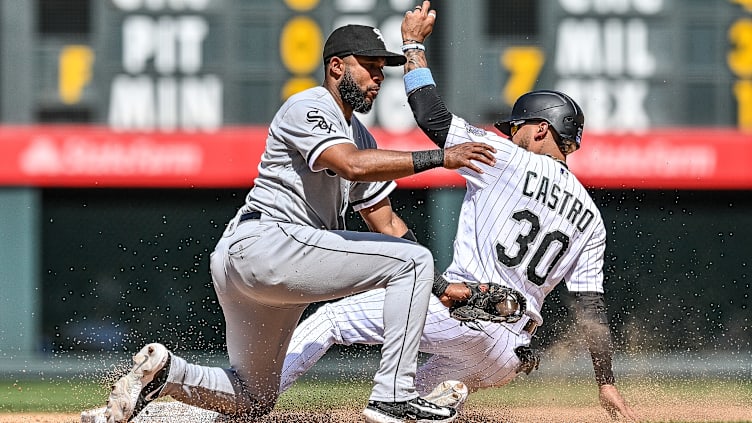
[279,3,639,421]
[100,22,496,423]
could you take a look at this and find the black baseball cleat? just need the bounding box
[363,396,458,423]
[104,343,171,423]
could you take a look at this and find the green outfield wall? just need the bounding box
[35,188,750,356]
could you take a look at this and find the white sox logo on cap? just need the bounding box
[372,28,385,43]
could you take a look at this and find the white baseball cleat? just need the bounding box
[104,343,171,423]
[363,396,457,423]
[422,380,469,410]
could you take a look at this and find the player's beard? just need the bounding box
[339,68,373,114]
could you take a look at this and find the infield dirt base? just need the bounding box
[3,404,751,423]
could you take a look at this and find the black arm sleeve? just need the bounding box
[573,292,616,385]
[407,85,453,148]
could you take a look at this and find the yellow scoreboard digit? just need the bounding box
[728,16,752,130]
[280,16,321,100]
[501,47,545,107]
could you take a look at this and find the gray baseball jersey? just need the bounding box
[156,85,436,416]
[241,86,396,228]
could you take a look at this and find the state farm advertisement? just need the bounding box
[0,126,267,188]
[0,125,749,189]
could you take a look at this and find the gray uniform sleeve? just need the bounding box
[276,93,354,172]
[246,87,357,229]
[350,181,397,211]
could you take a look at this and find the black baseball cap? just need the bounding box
[323,24,406,66]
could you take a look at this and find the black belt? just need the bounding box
[239,211,261,222]
[523,319,538,336]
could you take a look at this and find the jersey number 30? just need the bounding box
[495,210,570,286]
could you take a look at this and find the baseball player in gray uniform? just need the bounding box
[101,23,496,423]
[278,3,639,421]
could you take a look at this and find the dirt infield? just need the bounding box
[3,404,751,423]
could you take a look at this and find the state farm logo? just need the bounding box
[20,137,61,174]
[569,139,717,178]
[20,135,202,175]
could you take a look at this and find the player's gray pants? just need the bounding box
[280,289,534,394]
[159,215,434,417]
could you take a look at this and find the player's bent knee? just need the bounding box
[405,243,434,266]
[411,244,435,277]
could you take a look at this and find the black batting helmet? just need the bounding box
[495,90,584,154]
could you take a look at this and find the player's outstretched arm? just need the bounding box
[315,142,495,182]
[401,1,435,74]
[573,292,640,421]
[599,384,639,421]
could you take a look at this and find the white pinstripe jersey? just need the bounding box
[442,115,606,325]
[242,86,396,230]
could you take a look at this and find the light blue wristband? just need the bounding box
[404,68,436,95]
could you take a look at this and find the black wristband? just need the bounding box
[401,229,417,242]
[412,149,444,173]
[432,273,450,298]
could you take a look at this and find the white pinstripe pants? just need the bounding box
[281,288,534,395]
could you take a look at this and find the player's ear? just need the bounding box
[534,121,548,141]
[328,56,346,78]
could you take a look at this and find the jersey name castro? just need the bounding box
[522,170,596,233]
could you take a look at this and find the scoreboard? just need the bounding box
[436,0,750,132]
[77,0,751,132]
[92,0,418,130]
[1,0,751,188]
[38,0,751,131]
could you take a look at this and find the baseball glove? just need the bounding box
[449,282,527,330]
